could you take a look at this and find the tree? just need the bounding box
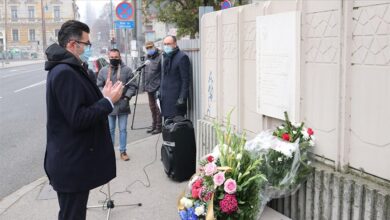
[144,0,251,39]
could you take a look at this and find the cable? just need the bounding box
[97,132,162,201]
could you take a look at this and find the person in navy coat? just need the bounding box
[160,35,191,119]
[44,20,124,220]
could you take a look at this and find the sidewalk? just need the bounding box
[0,135,289,220]
[0,59,45,69]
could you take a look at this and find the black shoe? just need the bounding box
[146,127,155,133]
[151,128,161,135]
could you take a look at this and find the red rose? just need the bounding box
[193,179,203,188]
[191,187,200,199]
[282,133,290,141]
[307,128,314,136]
[207,155,214,162]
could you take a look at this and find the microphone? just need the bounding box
[135,60,151,71]
[124,60,151,86]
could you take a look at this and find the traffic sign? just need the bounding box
[115,20,135,29]
[221,0,232,10]
[115,1,134,21]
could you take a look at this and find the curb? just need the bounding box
[0,176,48,215]
[0,60,45,70]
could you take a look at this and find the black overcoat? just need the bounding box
[160,48,191,117]
[44,43,116,192]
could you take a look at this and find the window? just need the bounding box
[29,29,36,41]
[11,6,18,21]
[55,29,60,37]
[12,29,19,42]
[54,6,60,21]
[28,6,35,21]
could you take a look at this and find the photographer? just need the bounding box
[97,49,137,161]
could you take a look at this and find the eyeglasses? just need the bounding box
[75,40,92,49]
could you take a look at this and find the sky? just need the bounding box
[76,0,107,23]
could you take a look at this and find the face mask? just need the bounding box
[147,49,156,56]
[109,59,121,66]
[163,45,173,55]
[80,47,92,63]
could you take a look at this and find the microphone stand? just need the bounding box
[124,68,149,130]
[87,182,142,220]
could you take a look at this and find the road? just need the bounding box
[0,62,153,199]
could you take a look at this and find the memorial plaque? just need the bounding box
[256,11,301,121]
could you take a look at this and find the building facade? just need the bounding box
[0,0,79,59]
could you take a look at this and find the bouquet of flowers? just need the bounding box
[178,111,266,220]
[245,111,315,215]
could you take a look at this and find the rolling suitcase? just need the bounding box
[161,117,196,182]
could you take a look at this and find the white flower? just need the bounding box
[307,161,312,165]
[278,126,284,129]
[236,153,242,161]
[277,157,282,162]
[292,121,300,127]
[301,130,309,140]
[309,140,315,147]
[195,205,205,216]
[293,131,297,134]
[310,135,316,141]
[180,197,193,209]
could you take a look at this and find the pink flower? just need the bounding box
[282,133,290,141]
[224,178,237,194]
[213,172,225,186]
[204,162,217,176]
[219,194,238,214]
[200,188,213,202]
[307,128,314,136]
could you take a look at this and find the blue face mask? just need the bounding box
[147,49,156,56]
[163,45,173,55]
[80,47,92,62]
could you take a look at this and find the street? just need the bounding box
[0,63,47,199]
[0,62,153,199]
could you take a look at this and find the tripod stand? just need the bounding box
[125,68,150,130]
[87,182,142,220]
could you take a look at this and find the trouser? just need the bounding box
[108,114,128,153]
[147,91,162,130]
[57,191,89,220]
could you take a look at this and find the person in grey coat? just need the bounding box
[143,41,162,134]
[97,49,137,161]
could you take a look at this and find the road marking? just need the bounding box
[1,68,43,79]
[14,80,46,93]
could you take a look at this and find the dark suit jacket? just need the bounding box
[44,43,116,192]
[160,48,191,117]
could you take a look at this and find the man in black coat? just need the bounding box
[44,20,124,220]
[160,35,191,119]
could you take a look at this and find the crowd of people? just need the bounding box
[44,20,191,220]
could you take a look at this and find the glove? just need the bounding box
[118,98,130,112]
[123,96,131,102]
[155,91,161,100]
[175,98,186,111]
